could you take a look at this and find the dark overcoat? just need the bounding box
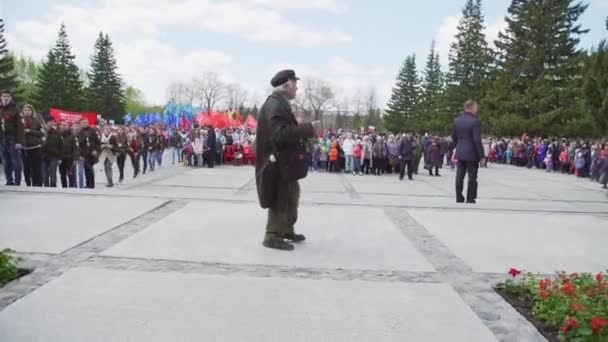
[255,92,314,207]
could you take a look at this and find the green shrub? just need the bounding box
[0,249,23,287]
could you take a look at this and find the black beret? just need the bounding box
[270,69,299,87]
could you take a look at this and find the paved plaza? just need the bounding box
[0,160,606,341]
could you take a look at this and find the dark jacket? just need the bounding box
[44,128,62,159]
[115,134,128,155]
[207,128,216,151]
[427,144,442,168]
[0,101,24,145]
[77,127,100,158]
[255,92,314,205]
[60,130,80,160]
[399,137,416,160]
[170,132,182,147]
[451,112,484,162]
[24,114,46,149]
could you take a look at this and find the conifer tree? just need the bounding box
[34,24,85,112]
[445,0,493,115]
[384,54,420,133]
[87,32,125,121]
[0,19,20,98]
[484,0,588,135]
[419,40,447,133]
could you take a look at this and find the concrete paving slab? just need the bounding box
[0,267,496,342]
[408,209,608,274]
[0,194,166,253]
[103,202,435,272]
[154,167,253,188]
[352,180,449,196]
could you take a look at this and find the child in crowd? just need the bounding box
[545,152,553,172]
[352,140,363,176]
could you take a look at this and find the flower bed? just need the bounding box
[0,249,28,288]
[495,268,607,341]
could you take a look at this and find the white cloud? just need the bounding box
[271,58,390,109]
[435,14,507,66]
[7,0,351,105]
[329,56,384,77]
[485,17,507,48]
[115,39,233,102]
[434,15,459,66]
[247,0,347,13]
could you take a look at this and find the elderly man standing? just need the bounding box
[451,100,485,203]
[255,70,320,251]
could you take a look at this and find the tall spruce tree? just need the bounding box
[87,32,125,121]
[484,0,588,135]
[583,41,608,136]
[419,40,447,133]
[445,0,493,115]
[0,19,20,97]
[34,24,85,112]
[384,54,420,133]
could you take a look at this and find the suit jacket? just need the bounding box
[451,112,484,162]
[398,137,415,161]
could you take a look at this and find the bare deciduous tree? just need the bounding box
[301,78,335,123]
[224,83,247,110]
[166,82,190,104]
[196,72,225,112]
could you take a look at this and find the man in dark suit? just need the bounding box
[255,70,320,251]
[398,131,416,180]
[451,100,485,203]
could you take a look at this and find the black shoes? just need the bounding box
[263,239,294,251]
[262,233,306,251]
[466,199,476,204]
[457,197,476,204]
[283,233,306,243]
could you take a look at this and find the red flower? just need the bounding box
[591,316,607,332]
[571,302,588,311]
[561,324,570,332]
[561,283,575,294]
[566,316,579,329]
[539,291,548,298]
[539,278,551,290]
[597,273,604,282]
[508,268,521,277]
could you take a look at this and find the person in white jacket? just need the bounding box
[193,129,204,167]
[342,133,355,173]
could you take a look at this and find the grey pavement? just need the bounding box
[0,158,607,342]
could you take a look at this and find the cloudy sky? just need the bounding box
[2,0,607,108]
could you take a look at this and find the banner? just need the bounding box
[50,108,97,125]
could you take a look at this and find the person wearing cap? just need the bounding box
[0,89,24,186]
[255,69,321,251]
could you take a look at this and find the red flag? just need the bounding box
[235,112,243,124]
[195,112,213,126]
[245,115,257,129]
[180,113,187,129]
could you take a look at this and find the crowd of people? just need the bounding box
[0,89,260,188]
[1,88,607,191]
[306,129,608,188]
